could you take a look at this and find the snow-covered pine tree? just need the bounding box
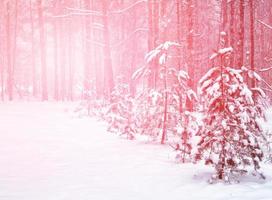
[167,68,198,162]
[133,41,197,152]
[105,77,135,139]
[195,47,267,183]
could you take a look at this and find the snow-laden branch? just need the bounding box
[258,20,272,30]
[259,66,272,72]
[110,0,147,14]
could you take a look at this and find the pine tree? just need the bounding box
[195,48,267,182]
[133,41,197,146]
[105,77,135,139]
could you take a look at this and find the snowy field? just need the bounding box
[0,102,272,200]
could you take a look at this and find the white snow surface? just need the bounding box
[0,102,272,200]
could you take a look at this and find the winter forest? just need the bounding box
[1,0,272,199]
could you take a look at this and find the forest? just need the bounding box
[1,0,272,194]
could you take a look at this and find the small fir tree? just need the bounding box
[195,48,267,182]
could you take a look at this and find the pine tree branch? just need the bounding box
[259,67,272,72]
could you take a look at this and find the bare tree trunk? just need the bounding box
[30,0,37,97]
[153,0,159,89]
[249,0,255,87]
[60,17,66,101]
[68,16,74,101]
[229,0,235,66]
[6,2,13,101]
[147,0,154,88]
[84,0,92,99]
[12,0,18,100]
[38,0,48,100]
[53,1,59,100]
[237,0,244,68]
[176,0,181,70]
[185,0,194,111]
[102,0,114,97]
[129,6,137,96]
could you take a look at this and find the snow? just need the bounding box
[218,47,233,55]
[0,102,272,200]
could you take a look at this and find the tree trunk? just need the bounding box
[38,0,48,100]
[60,17,66,101]
[249,0,255,87]
[68,17,74,101]
[53,1,59,100]
[6,2,13,101]
[84,0,92,99]
[102,0,114,97]
[176,0,181,70]
[186,0,194,111]
[129,6,137,96]
[30,0,37,97]
[237,0,244,68]
[147,0,154,88]
[229,0,235,66]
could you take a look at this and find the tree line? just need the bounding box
[0,0,271,101]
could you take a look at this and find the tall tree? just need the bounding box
[53,0,59,100]
[249,0,255,87]
[229,0,235,66]
[6,1,13,100]
[185,0,194,111]
[83,0,92,99]
[37,0,48,100]
[102,0,114,97]
[237,0,245,68]
[30,0,37,97]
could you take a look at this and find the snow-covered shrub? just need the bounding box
[105,80,135,139]
[133,88,164,140]
[166,68,199,162]
[195,62,267,182]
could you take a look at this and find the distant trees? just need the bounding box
[0,0,270,102]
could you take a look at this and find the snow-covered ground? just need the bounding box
[0,102,272,200]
